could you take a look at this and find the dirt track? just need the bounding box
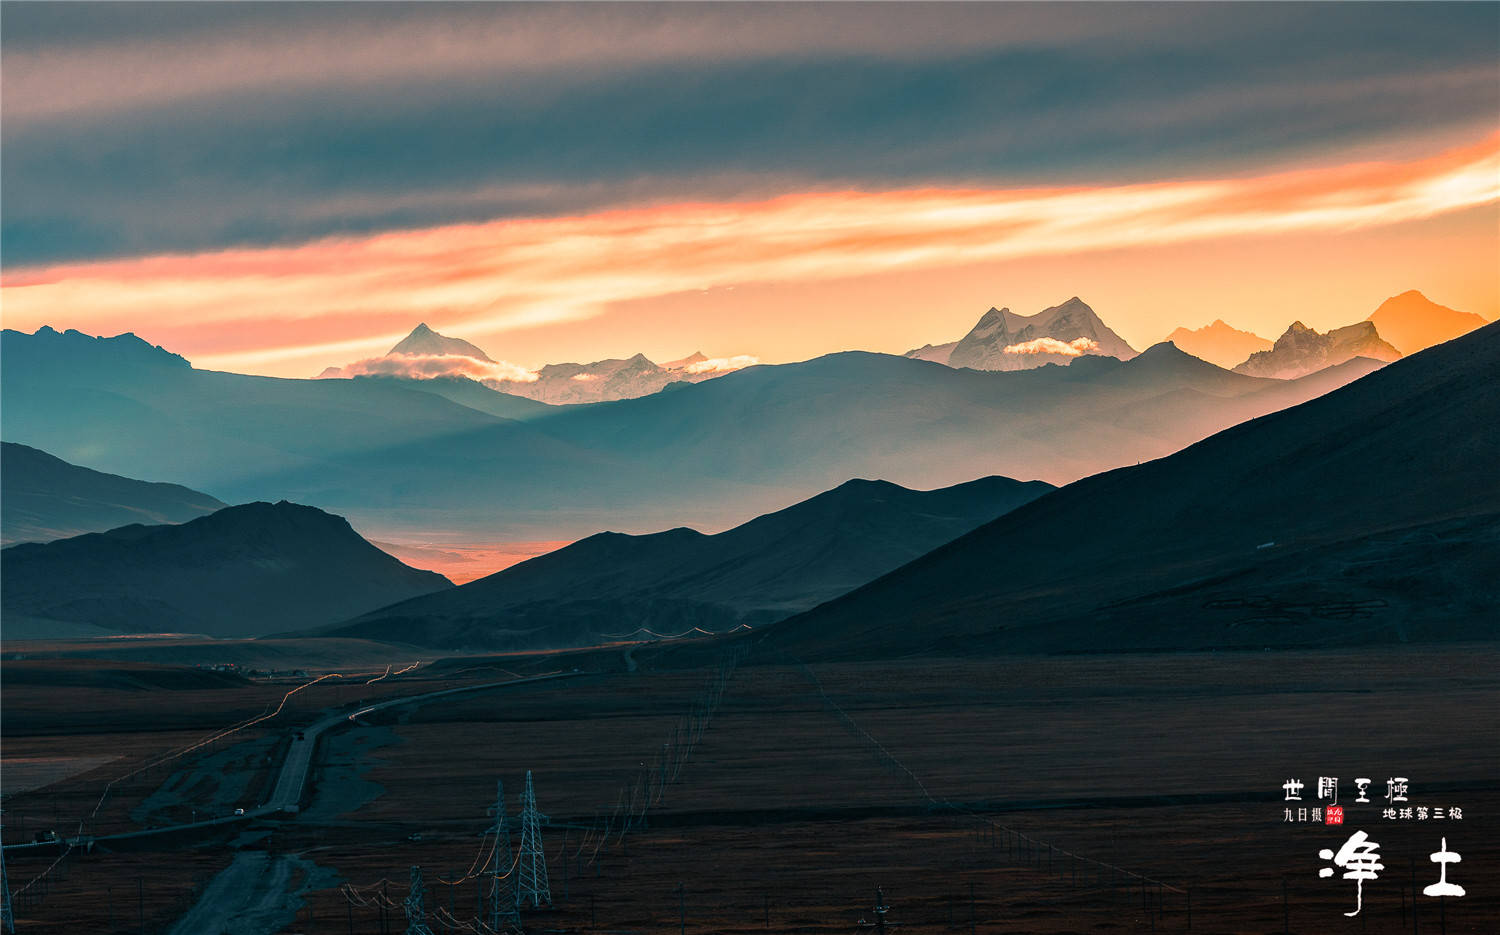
[165,851,327,935]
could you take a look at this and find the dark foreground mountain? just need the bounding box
[2,442,225,546]
[3,326,1382,542]
[320,475,1052,650]
[1,502,452,638]
[759,323,1500,659]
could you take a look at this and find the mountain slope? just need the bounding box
[2,442,226,546]
[1,501,452,638]
[1233,320,1400,378]
[1366,290,1488,355]
[344,375,555,421]
[1164,320,1272,369]
[759,322,1500,659]
[324,475,1053,650]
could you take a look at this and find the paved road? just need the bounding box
[267,670,578,811]
[2,671,581,853]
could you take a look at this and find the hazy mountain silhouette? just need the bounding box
[906,298,1137,370]
[1164,320,1272,369]
[1233,321,1401,379]
[321,323,756,404]
[2,442,225,546]
[319,475,1052,650]
[1366,289,1488,355]
[0,326,619,520]
[3,326,1381,542]
[759,322,1500,659]
[1,501,452,638]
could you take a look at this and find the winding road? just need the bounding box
[2,670,582,853]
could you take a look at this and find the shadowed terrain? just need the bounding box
[319,475,1053,650]
[1,501,452,638]
[1,442,225,546]
[761,323,1500,658]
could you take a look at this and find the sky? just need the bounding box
[2,2,1497,377]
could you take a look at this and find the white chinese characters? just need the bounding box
[1423,838,1465,898]
[1319,830,1384,917]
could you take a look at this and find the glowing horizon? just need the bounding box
[3,133,1496,378]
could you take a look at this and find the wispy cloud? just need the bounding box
[321,353,540,384]
[679,355,762,375]
[4,134,1496,376]
[4,5,1496,268]
[0,4,1248,123]
[1003,337,1101,357]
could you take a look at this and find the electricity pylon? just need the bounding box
[1,810,15,935]
[404,865,434,935]
[516,771,552,908]
[488,780,519,929]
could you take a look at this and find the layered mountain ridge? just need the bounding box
[759,321,1500,659]
[1,442,226,546]
[320,474,1053,650]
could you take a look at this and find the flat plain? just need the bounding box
[2,643,1496,933]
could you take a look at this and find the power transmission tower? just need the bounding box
[1,811,15,935]
[516,771,552,908]
[488,780,519,930]
[403,865,434,935]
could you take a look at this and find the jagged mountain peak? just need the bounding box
[387,323,495,362]
[1234,319,1400,379]
[946,297,1137,371]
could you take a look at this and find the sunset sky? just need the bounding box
[3,2,1497,377]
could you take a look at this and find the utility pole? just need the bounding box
[403,865,434,935]
[489,780,519,929]
[517,770,552,908]
[676,882,685,935]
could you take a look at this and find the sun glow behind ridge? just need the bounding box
[2,134,1496,376]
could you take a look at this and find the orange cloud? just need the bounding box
[679,354,761,375]
[1002,337,1101,357]
[3,134,1495,377]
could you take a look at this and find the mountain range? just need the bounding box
[315,475,1053,650]
[1233,320,1401,379]
[321,324,756,405]
[758,321,1500,660]
[1,325,1385,544]
[1,501,452,638]
[906,297,1138,370]
[1,442,225,546]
